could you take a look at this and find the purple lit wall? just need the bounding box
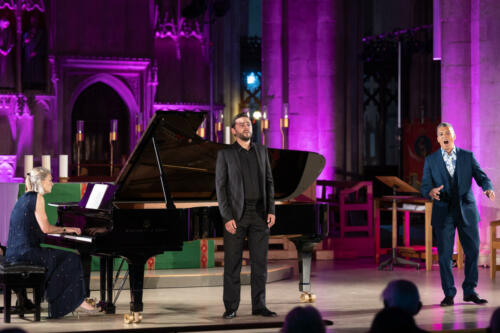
[262,0,342,181]
[440,0,500,260]
[262,0,283,153]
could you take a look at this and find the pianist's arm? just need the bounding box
[35,194,82,235]
[215,150,234,223]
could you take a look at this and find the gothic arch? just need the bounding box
[67,73,138,150]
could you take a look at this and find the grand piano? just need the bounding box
[45,111,328,322]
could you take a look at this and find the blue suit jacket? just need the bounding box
[420,147,493,227]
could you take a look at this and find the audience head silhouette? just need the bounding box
[0,329,29,333]
[282,306,325,333]
[369,307,420,333]
[490,307,500,333]
[382,279,422,316]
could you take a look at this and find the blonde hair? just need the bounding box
[25,167,51,194]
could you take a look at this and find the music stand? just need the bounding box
[376,176,420,271]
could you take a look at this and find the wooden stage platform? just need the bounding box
[1,259,499,332]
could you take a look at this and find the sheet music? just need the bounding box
[85,184,108,209]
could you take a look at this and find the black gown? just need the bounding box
[5,191,86,318]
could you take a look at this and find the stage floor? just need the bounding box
[1,259,499,332]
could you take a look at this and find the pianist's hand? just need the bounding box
[65,227,81,235]
[225,219,237,235]
[267,214,275,229]
[86,227,108,236]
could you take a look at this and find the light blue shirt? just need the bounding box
[441,147,457,177]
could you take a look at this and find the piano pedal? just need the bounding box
[300,292,316,303]
[124,312,142,324]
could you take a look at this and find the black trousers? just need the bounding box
[223,201,269,312]
[435,215,480,297]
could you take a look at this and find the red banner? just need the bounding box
[402,120,440,188]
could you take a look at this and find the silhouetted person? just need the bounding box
[381,280,428,333]
[0,328,28,333]
[382,280,422,316]
[282,306,325,333]
[489,307,500,333]
[368,307,421,333]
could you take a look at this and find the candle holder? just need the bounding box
[76,120,84,176]
[261,106,269,145]
[136,114,143,141]
[280,103,289,149]
[197,119,206,139]
[214,111,223,143]
[110,119,118,176]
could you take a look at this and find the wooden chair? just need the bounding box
[490,220,500,279]
[317,180,373,238]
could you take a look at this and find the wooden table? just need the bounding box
[374,196,463,271]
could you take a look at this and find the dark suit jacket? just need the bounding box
[420,147,493,227]
[215,142,275,223]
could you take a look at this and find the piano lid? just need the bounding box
[114,111,325,202]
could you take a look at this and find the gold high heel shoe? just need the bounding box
[72,300,97,318]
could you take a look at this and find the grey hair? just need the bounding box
[25,167,51,194]
[437,122,455,134]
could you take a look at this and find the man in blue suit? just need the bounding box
[421,122,495,307]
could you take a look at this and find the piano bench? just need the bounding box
[0,258,45,323]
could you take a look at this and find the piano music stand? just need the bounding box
[376,176,420,271]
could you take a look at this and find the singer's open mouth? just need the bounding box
[444,140,449,144]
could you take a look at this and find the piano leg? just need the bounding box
[106,256,116,314]
[80,253,91,298]
[290,238,317,303]
[122,256,147,324]
[97,256,116,314]
[127,257,147,313]
[99,257,106,307]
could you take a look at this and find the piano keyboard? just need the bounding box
[47,234,94,243]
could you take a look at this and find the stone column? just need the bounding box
[440,0,472,149]
[222,0,241,132]
[287,0,341,180]
[262,0,283,149]
[471,0,500,260]
[441,0,500,262]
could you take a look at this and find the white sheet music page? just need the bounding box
[85,184,108,209]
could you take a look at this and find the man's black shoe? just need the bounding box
[252,308,277,317]
[440,296,454,307]
[222,310,236,319]
[464,294,488,304]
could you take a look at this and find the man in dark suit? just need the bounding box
[421,122,494,307]
[216,112,277,319]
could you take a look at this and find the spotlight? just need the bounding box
[252,110,262,120]
[246,72,256,85]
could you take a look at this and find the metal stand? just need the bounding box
[378,189,420,271]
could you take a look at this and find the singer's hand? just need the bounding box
[485,190,495,201]
[225,220,237,234]
[429,185,444,201]
[267,214,276,228]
